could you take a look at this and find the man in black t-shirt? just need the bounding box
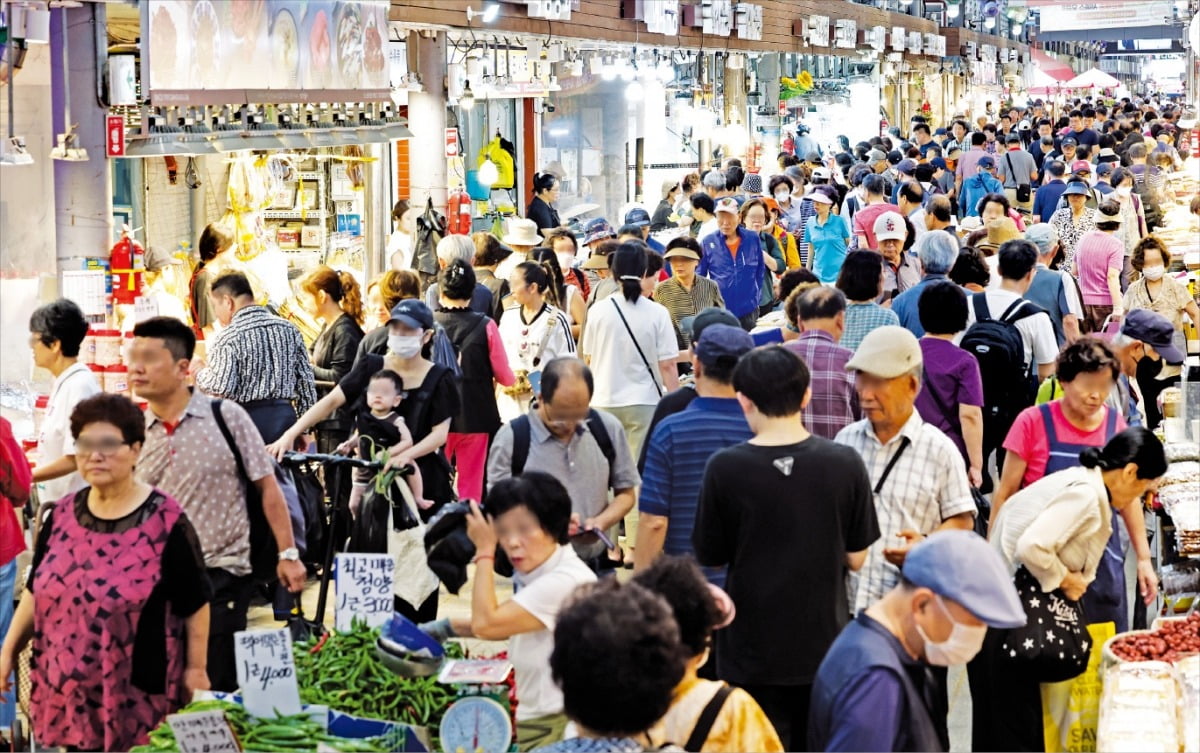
[693,346,880,751]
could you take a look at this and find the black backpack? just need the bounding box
[960,295,1042,440]
[509,409,616,477]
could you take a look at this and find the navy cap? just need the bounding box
[897,159,918,175]
[624,207,651,227]
[977,155,996,169]
[1061,136,1078,147]
[929,157,947,170]
[1122,309,1185,364]
[680,307,741,342]
[695,324,755,368]
[387,299,435,331]
[1062,181,1090,196]
[934,127,948,136]
[886,149,903,165]
[1095,162,1114,176]
[902,530,1027,629]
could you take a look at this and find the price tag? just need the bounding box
[234,628,302,718]
[335,553,395,631]
[167,711,241,753]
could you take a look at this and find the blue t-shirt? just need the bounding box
[1033,180,1067,222]
[806,213,852,285]
[638,397,753,589]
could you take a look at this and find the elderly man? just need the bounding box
[486,357,640,572]
[925,195,956,235]
[1023,224,1083,346]
[897,181,927,239]
[699,197,767,330]
[874,211,920,303]
[890,231,959,338]
[423,236,495,313]
[835,326,976,616]
[808,530,1025,752]
[785,287,860,439]
[1112,308,1187,428]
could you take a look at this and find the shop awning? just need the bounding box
[1065,68,1121,90]
[1031,49,1075,82]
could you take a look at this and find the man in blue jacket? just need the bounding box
[699,198,766,330]
[1032,160,1067,224]
[958,156,1003,218]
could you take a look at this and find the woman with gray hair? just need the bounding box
[424,235,494,315]
[889,230,959,337]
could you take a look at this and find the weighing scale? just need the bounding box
[436,660,515,753]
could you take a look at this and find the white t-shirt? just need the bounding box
[387,230,413,271]
[510,545,597,720]
[37,362,102,502]
[965,289,1059,371]
[582,295,677,407]
[498,303,576,374]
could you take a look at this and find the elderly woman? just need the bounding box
[530,578,686,753]
[424,235,495,315]
[474,232,516,320]
[1074,200,1126,332]
[1123,236,1200,356]
[269,300,460,620]
[29,299,102,503]
[969,427,1166,753]
[421,473,597,751]
[435,260,515,503]
[636,557,783,753]
[1049,182,1098,273]
[0,394,211,752]
[836,250,900,352]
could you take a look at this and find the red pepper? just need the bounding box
[310,632,330,654]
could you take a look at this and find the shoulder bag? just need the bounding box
[1004,152,1032,203]
[994,564,1090,683]
[611,297,664,398]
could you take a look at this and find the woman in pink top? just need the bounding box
[1074,200,1126,333]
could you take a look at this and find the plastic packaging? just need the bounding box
[94,330,122,367]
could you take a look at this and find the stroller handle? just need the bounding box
[281,451,383,471]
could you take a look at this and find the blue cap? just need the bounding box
[387,299,435,331]
[1062,181,1091,196]
[929,157,947,170]
[897,158,919,175]
[695,324,755,368]
[624,207,651,227]
[977,155,996,169]
[902,530,1026,629]
[1122,309,1185,364]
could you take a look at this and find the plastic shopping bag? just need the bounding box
[1041,621,1117,752]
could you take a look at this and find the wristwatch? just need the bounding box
[277,547,301,562]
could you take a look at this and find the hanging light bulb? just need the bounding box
[625,79,644,102]
[656,61,674,84]
[460,81,476,110]
[947,3,960,18]
[984,16,995,29]
[620,62,637,82]
[600,54,618,81]
[479,157,499,187]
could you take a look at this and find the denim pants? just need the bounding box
[0,559,17,727]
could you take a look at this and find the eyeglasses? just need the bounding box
[75,437,129,457]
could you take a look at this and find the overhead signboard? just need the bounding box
[834,19,857,49]
[737,3,763,40]
[808,15,830,47]
[1032,0,1174,32]
[891,26,907,52]
[861,25,887,52]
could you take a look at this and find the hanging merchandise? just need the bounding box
[413,197,447,281]
[477,135,515,190]
[108,228,145,306]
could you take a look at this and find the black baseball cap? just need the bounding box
[387,299,435,330]
[680,307,741,343]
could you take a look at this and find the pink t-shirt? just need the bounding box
[1003,400,1126,487]
[1075,230,1124,305]
[853,203,895,250]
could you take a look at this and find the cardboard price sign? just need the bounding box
[335,553,395,631]
[233,629,302,718]
[167,711,241,753]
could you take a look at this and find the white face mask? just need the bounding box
[388,334,423,359]
[774,190,790,204]
[1116,185,1133,198]
[556,252,576,271]
[1142,265,1165,281]
[916,596,988,666]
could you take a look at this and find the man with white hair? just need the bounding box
[1022,223,1082,346]
[702,169,729,199]
[890,231,959,338]
[424,235,495,315]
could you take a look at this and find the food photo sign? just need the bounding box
[144,0,391,104]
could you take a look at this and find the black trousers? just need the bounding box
[241,399,297,446]
[206,568,255,692]
[967,627,1045,752]
[736,682,812,752]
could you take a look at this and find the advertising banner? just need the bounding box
[1032,1,1173,32]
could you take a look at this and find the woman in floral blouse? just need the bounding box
[1050,182,1098,273]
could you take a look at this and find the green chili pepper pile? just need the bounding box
[294,623,461,730]
[131,699,396,753]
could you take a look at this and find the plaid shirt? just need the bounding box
[785,331,860,439]
[841,302,900,353]
[835,412,976,615]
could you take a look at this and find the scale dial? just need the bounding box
[439,695,512,753]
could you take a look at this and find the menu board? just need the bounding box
[146,0,390,104]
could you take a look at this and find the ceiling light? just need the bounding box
[466,3,500,24]
[50,129,89,161]
[460,81,476,110]
[947,3,960,17]
[984,16,995,29]
[478,157,499,187]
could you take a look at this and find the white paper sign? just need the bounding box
[335,553,396,631]
[167,711,241,753]
[234,629,302,718]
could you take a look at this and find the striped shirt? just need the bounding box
[653,276,725,348]
[639,396,754,588]
[195,305,317,416]
[835,411,976,615]
[841,302,900,353]
[784,331,859,440]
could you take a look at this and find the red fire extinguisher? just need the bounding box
[109,230,144,305]
[447,190,472,235]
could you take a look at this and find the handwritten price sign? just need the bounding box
[233,628,302,719]
[334,553,395,631]
[167,711,241,753]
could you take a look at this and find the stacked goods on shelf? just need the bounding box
[1160,461,1200,557]
[1096,661,1184,752]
